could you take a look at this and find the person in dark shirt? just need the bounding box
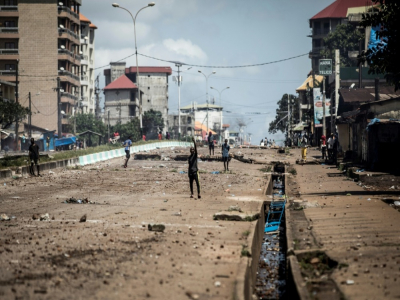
[188,137,201,199]
[28,138,41,176]
[222,139,231,172]
[207,131,214,156]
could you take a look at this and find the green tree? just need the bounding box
[320,23,365,67]
[268,94,297,134]
[112,118,140,142]
[72,113,107,146]
[0,100,30,129]
[359,0,400,90]
[142,109,164,140]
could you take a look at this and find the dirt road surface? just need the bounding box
[0,146,270,300]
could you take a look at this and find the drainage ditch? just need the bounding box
[254,163,290,300]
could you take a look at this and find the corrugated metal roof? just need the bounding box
[104,75,137,90]
[296,75,324,92]
[79,13,91,23]
[340,86,400,103]
[194,121,216,135]
[311,0,374,20]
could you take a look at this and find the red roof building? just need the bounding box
[311,0,374,20]
[308,0,374,72]
[103,75,137,90]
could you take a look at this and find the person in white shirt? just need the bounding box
[327,133,334,161]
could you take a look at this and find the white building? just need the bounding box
[79,13,97,114]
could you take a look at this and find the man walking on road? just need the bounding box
[123,136,132,168]
[208,131,215,156]
[222,139,230,172]
[188,137,201,199]
[28,138,41,176]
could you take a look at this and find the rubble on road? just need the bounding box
[148,224,165,232]
[64,197,95,204]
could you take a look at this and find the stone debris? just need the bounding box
[0,213,10,221]
[148,224,165,232]
[79,214,87,222]
[39,213,50,221]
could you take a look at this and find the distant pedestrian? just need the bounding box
[46,136,50,150]
[188,137,201,199]
[320,134,327,160]
[28,138,41,176]
[207,131,214,156]
[158,131,162,141]
[123,136,132,168]
[222,139,230,172]
[142,134,146,141]
[332,134,338,165]
[300,135,308,162]
[166,132,170,140]
[310,133,314,147]
[327,133,334,161]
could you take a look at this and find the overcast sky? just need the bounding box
[81,0,334,144]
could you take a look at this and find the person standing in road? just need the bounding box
[332,134,338,165]
[207,131,214,156]
[28,138,41,176]
[158,131,162,141]
[46,136,50,150]
[327,133,334,161]
[222,139,230,172]
[320,134,327,161]
[188,137,201,199]
[123,136,132,168]
[300,134,308,162]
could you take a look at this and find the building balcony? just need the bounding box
[309,28,330,37]
[0,69,16,82]
[0,6,18,17]
[61,92,77,105]
[0,27,18,38]
[80,76,88,85]
[80,54,88,65]
[58,48,81,66]
[58,6,79,24]
[0,48,18,60]
[58,70,80,86]
[58,28,79,45]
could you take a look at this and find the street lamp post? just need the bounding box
[198,70,216,134]
[112,2,155,136]
[210,86,229,143]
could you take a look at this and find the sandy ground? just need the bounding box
[0,146,271,300]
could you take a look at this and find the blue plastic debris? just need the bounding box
[210,171,220,174]
[179,171,187,174]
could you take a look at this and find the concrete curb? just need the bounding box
[0,141,191,179]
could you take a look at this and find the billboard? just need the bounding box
[313,88,330,128]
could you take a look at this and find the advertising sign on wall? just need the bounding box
[313,88,330,128]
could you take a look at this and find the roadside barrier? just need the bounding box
[78,141,191,166]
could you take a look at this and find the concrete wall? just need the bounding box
[19,0,59,131]
[195,110,223,132]
[104,90,134,126]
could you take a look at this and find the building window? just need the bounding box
[5,42,15,49]
[5,64,16,70]
[148,87,150,89]
[187,117,192,123]
[4,21,16,27]
[5,0,16,6]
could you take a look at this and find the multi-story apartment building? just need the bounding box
[79,12,96,114]
[0,0,82,134]
[309,0,373,72]
[103,62,172,130]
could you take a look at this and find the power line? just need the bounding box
[138,52,309,69]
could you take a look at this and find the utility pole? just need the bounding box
[107,110,110,141]
[287,93,290,146]
[57,77,62,138]
[335,49,340,123]
[94,74,101,120]
[117,102,122,124]
[322,76,326,137]
[14,59,19,150]
[175,63,182,139]
[28,92,32,138]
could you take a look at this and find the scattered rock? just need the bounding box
[148,224,165,232]
[310,257,320,264]
[0,213,10,221]
[79,214,87,222]
[39,213,50,221]
[214,281,221,287]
